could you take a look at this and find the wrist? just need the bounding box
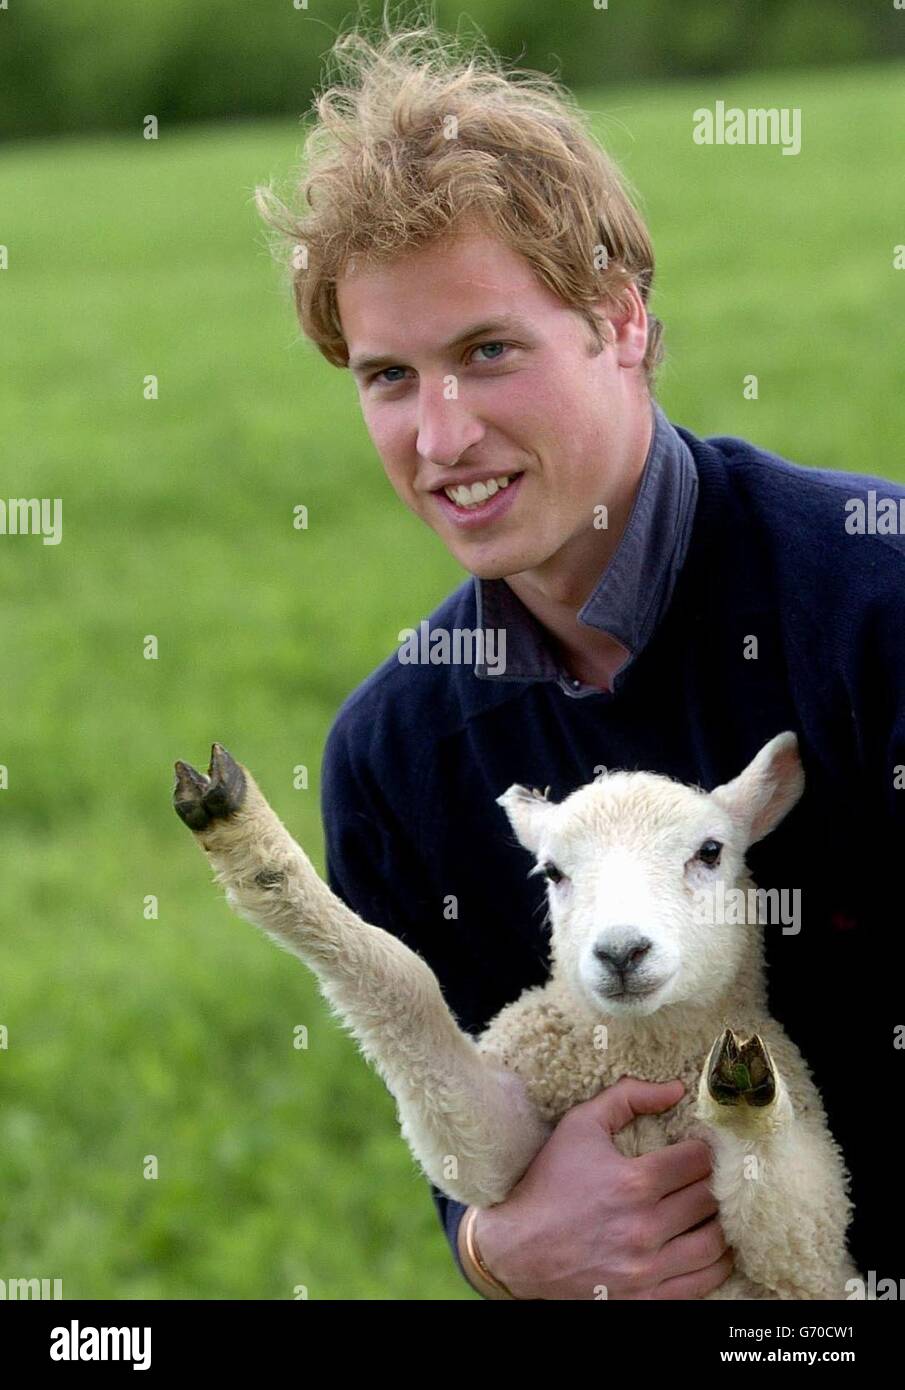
[458,1205,517,1300]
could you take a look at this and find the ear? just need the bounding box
[710,732,804,847]
[496,784,555,856]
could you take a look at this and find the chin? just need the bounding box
[438,532,557,582]
[455,550,533,582]
[597,992,663,1019]
[585,974,678,1019]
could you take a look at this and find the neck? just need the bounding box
[503,396,654,690]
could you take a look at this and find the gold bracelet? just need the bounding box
[463,1205,517,1299]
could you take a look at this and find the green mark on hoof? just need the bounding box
[707,1029,776,1108]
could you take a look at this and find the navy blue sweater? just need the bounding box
[321,420,905,1290]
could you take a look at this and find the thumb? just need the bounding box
[585,1076,685,1138]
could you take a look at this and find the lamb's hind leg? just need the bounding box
[696,1030,856,1300]
[173,745,550,1207]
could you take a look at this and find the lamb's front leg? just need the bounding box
[173,745,550,1207]
[696,1030,856,1300]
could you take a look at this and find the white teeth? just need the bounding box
[443,474,515,508]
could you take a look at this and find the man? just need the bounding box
[257,21,905,1298]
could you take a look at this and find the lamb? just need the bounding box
[172,731,859,1299]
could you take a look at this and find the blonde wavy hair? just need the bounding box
[255,7,664,389]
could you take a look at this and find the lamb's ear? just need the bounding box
[496,784,555,855]
[710,732,804,847]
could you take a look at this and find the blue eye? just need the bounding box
[372,366,408,386]
[472,341,508,362]
[369,342,511,386]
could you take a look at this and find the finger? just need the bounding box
[652,1247,735,1300]
[654,1177,719,1244]
[586,1077,685,1138]
[652,1214,730,1284]
[633,1137,713,1199]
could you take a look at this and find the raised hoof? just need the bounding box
[173,743,247,830]
[706,1028,776,1108]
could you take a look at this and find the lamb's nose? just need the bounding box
[594,937,652,977]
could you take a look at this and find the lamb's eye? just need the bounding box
[542,862,565,885]
[697,839,723,867]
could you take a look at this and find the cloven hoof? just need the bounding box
[173,742,247,831]
[706,1028,777,1108]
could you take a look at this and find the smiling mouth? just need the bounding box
[437,471,523,510]
[432,470,524,509]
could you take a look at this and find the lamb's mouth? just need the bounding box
[602,985,659,1002]
[597,977,669,1007]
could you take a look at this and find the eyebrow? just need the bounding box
[348,315,535,377]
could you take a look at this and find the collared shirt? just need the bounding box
[473,399,699,696]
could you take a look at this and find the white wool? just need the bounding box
[184,732,860,1300]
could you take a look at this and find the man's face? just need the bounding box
[337,227,648,581]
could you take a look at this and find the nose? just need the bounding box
[415,383,484,468]
[593,936,653,978]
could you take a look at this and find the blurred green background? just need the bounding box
[2,0,904,140]
[1,1,904,1300]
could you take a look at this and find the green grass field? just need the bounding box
[1,60,903,1299]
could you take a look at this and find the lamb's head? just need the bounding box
[497,732,804,1019]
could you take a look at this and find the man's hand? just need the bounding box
[470,1076,734,1300]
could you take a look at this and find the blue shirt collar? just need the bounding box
[473,400,699,697]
